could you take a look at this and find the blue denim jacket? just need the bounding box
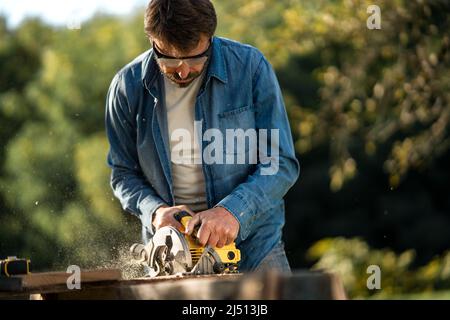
[105,36,300,271]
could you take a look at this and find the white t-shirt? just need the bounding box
[164,73,208,212]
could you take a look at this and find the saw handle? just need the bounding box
[174,211,200,237]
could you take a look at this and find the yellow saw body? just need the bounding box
[130,211,241,277]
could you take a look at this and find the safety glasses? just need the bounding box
[152,39,212,69]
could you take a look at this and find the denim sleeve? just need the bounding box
[215,55,300,242]
[105,72,167,234]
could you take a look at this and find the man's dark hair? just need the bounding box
[144,0,217,53]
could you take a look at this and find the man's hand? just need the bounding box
[185,207,240,248]
[152,205,195,231]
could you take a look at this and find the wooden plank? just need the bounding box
[119,274,243,300]
[0,269,122,294]
[32,270,346,300]
[21,269,122,290]
[279,271,347,300]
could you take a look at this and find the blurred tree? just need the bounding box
[308,237,450,299]
[0,13,146,269]
[0,16,46,257]
[216,0,450,190]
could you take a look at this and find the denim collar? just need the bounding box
[141,36,228,90]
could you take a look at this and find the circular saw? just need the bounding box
[130,211,241,277]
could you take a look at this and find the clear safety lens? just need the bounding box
[157,56,208,68]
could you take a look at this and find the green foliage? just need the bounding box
[308,237,450,299]
[0,12,145,270]
[215,0,450,191]
[74,133,122,226]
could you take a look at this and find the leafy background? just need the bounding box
[0,0,449,298]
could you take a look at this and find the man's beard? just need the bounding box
[165,71,202,88]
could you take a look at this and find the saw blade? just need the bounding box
[151,226,192,274]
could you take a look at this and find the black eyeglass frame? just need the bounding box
[152,38,213,67]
